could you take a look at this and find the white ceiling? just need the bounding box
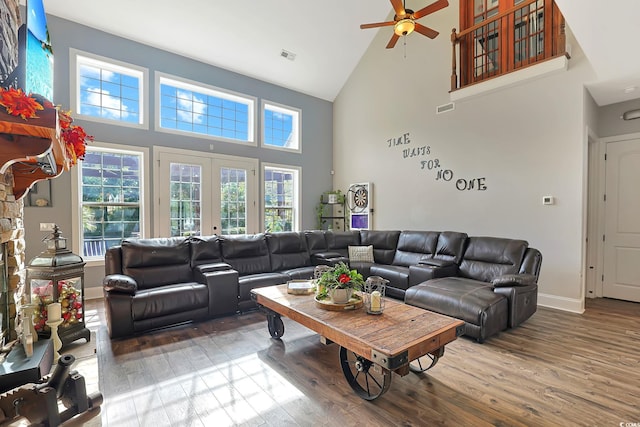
[42,0,640,105]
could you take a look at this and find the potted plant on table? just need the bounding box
[317,262,364,304]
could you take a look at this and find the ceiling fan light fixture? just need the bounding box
[394,19,415,36]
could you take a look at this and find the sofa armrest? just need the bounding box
[311,252,348,266]
[195,269,239,317]
[493,283,538,328]
[195,262,232,274]
[492,273,537,287]
[103,274,138,295]
[418,258,457,268]
[409,263,459,287]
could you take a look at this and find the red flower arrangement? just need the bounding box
[0,87,92,166]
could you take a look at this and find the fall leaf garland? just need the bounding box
[0,87,92,166]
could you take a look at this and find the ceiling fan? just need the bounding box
[360,0,449,49]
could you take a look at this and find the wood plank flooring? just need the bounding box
[81,297,639,426]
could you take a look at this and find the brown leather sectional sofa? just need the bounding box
[103,230,542,342]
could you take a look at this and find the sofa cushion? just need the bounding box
[434,231,468,263]
[304,230,329,254]
[370,264,410,291]
[392,231,439,267]
[348,245,374,263]
[121,237,192,290]
[190,235,223,267]
[459,237,528,283]
[220,234,272,275]
[238,272,290,303]
[266,232,311,271]
[132,282,209,321]
[325,230,361,257]
[360,230,400,265]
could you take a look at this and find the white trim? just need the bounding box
[262,162,302,232]
[71,142,150,262]
[537,293,585,314]
[450,56,569,103]
[85,286,104,300]
[69,48,149,129]
[261,99,302,153]
[154,71,257,146]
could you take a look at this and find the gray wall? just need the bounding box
[23,16,334,292]
[598,98,640,137]
[333,2,596,313]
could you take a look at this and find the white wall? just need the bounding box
[334,4,597,312]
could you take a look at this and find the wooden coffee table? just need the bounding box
[251,284,465,400]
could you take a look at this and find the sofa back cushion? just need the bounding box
[189,235,223,267]
[392,231,439,267]
[325,230,361,257]
[304,230,328,254]
[434,231,469,263]
[459,236,528,282]
[266,232,311,271]
[121,237,192,290]
[220,234,271,275]
[360,230,401,265]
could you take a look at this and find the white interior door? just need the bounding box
[603,139,640,302]
[155,148,258,237]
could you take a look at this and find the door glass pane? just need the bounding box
[169,163,202,236]
[220,167,247,235]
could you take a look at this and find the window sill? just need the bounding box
[450,55,569,103]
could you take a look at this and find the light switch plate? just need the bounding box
[39,223,55,231]
[542,196,554,205]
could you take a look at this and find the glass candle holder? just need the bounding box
[363,276,388,315]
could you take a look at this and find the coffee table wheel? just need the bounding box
[339,346,391,401]
[409,347,444,373]
[267,314,285,339]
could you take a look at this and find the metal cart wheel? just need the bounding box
[267,314,285,339]
[339,346,391,400]
[409,348,444,373]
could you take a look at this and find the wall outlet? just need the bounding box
[40,223,56,231]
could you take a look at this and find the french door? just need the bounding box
[154,147,259,237]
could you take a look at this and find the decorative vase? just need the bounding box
[330,288,353,304]
[327,193,338,204]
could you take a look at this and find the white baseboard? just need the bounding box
[538,293,585,313]
[85,286,103,300]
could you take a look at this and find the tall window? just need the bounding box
[70,49,147,128]
[157,73,255,144]
[77,146,145,260]
[456,0,564,88]
[263,165,300,232]
[221,167,247,234]
[262,101,301,152]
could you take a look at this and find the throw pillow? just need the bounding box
[348,245,374,263]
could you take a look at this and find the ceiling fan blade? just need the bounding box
[414,23,439,39]
[360,21,396,29]
[386,33,400,49]
[390,0,406,16]
[412,0,449,20]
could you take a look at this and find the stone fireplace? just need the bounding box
[0,170,25,343]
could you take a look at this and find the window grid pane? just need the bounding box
[78,60,141,124]
[169,163,202,237]
[160,82,252,142]
[264,168,295,232]
[221,168,247,235]
[263,104,299,150]
[81,150,142,258]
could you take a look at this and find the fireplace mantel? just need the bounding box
[0,106,69,200]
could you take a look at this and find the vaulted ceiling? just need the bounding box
[42,0,640,105]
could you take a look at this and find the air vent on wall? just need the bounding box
[436,102,455,114]
[280,49,296,61]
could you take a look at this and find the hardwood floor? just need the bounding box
[79,297,640,426]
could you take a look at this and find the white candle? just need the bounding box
[370,291,381,312]
[48,302,62,322]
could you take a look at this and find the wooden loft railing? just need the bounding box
[0,106,70,200]
[450,0,567,92]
